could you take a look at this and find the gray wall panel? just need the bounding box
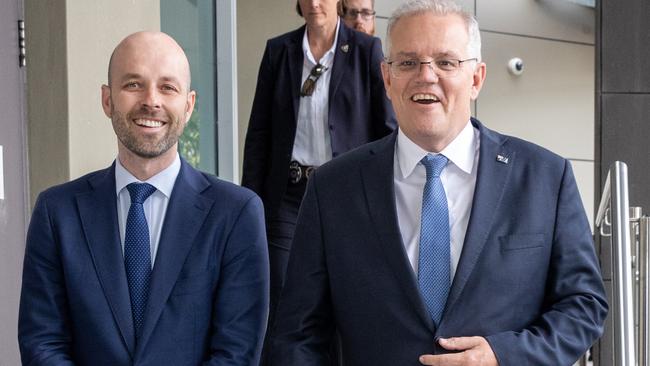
[477,0,594,44]
[595,0,650,363]
[479,32,594,160]
[0,0,26,364]
[601,94,650,211]
[601,0,650,93]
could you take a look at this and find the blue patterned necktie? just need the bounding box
[418,154,450,326]
[124,182,157,339]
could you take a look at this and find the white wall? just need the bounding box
[66,1,161,180]
[236,0,303,174]
[27,0,161,202]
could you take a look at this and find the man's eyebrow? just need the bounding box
[119,73,143,82]
[393,51,418,58]
[393,51,461,58]
[435,51,460,58]
[117,74,185,87]
[159,76,182,85]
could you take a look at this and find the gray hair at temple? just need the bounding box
[385,0,482,62]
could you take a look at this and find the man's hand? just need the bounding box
[418,336,498,366]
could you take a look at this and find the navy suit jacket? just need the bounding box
[268,119,608,365]
[241,23,396,220]
[18,159,269,366]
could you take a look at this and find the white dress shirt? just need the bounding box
[291,18,340,166]
[115,153,181,268]
[394,121,480,281]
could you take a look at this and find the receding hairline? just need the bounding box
[385,0,481,61]
[106,31,192,89]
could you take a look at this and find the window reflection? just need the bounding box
[161,0,217,174]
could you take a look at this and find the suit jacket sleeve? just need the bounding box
[241,41,274,195]
[267,171,334,365]
[205,195,270,365]
[18,193,76,366]
[485,161,608,365]
[369,37,396,138]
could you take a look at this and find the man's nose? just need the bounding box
[141,87,161,109]
[417,62,440,82]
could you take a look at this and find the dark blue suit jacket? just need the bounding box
[241,23,396,220]
[18,159,269,366]
[268,119,608,365]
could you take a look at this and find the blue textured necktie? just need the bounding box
[418,154,450,326]
[124,182,157,339]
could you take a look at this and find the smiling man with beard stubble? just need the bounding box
[18,31,269,366]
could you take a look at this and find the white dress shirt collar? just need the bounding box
[302,18,340,68]
[397,120,477,180]
[115,153,181,198]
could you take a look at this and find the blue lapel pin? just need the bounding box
[496,154,509,164]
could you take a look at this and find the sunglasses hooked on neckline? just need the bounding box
[300,63,328,97]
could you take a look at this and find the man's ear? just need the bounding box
[184,90,197,124]
[380,62,392,100]
[101,84,112,118]
[470,62,487,100]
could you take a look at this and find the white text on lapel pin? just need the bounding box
[496,154,509,164]
[341,44,349,53]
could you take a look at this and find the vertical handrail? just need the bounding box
[639,216,650,366]
[596,161,636,366]
[629,207,643,366]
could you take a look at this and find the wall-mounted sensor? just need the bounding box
[508,57,524,76]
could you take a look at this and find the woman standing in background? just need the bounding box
[242,0,395,350]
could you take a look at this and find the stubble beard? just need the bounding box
[111,106,182,159]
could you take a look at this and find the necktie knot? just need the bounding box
[421,154,448,178]
[127,183,157,204]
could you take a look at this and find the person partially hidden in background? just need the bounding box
[339,0,376,36]
[267,0,608,365]
[18,31,269,366]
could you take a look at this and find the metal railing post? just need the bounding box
[596,161,637,366]
[630,207,642,366]
[639,216,650,366]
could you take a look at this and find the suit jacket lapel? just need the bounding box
[136,160,213,355]
[361,132,436,332]
[77,164,136,357]
[328,24,350,111]
[287,26,305,123]
[443,120,513,317]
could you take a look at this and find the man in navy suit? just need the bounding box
[18,31,269,366]
[268,1,608,365]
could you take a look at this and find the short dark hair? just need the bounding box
[296,1,302,17]
[339,0,376,15]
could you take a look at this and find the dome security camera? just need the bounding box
[508,57,524,76]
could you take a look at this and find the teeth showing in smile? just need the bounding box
[134,119,163,127]
[411,94,440,103]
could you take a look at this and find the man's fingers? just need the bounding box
[419,353,454,365]
[420,337,498,366]
[419,353,467,366]
[438,336,483,351]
